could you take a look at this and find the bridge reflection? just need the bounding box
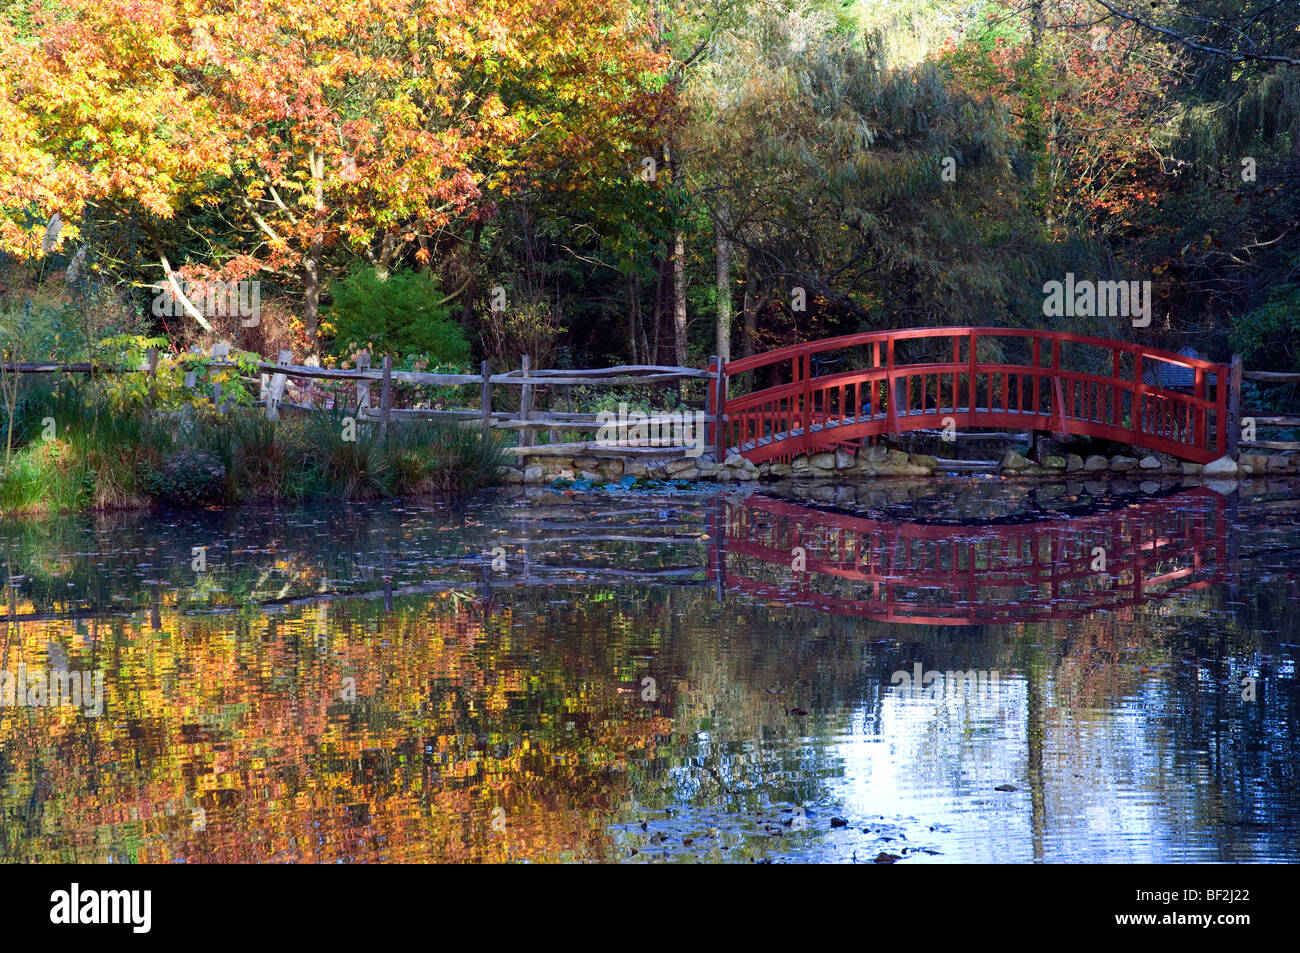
[707,488,1227,625]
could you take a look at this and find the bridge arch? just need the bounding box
[708,328,1231,464]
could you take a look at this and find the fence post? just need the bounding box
[480,360,491,441]
[266,349,290,421]
[355,351,371,417]
[1226,353,1243,458]
[519,354,533,448]
[184,344,201,394]
[379,354,392,440]
[211,341,230,411]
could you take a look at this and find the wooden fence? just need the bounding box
[1,343,720,452]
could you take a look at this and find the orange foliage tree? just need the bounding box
[1,0,671,346]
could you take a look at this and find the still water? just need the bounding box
[1,479,1297,863]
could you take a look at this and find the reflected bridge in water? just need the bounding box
[706,488,1230,625]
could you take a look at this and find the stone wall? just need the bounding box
[500,443,1282,486]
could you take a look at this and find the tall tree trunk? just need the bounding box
[302,148,326,353]
[628,272,643,366]
[714,205,731,365]
[673,229,688,366]
[665,136,688,368]
[459,219,484,331]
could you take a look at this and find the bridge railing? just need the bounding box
[711,328,1231,464]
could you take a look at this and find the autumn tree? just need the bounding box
[2,0,671,355]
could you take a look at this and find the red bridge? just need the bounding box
[706,328,1232,464]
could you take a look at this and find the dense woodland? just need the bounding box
[1,0,1298,377]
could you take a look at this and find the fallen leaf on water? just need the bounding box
[995,784,1018,792]
[874,852,901,864]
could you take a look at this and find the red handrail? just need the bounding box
[721,327,1230,464]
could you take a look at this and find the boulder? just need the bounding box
[770,462,792,477]
[1083,455,1110,472]
[733,468,758,481]
[1109,456,1138,472]
[909,453,938,471]
[1042,455,1067,470]
[998,450,1034,472]
[1139,455,1162,470]
[625,461,648,478]
[672,468,699,481]
[1267,456,1291,471]
[791,456,811,473]
[810,451,837,470]
[835,449,855,469]
[1202,456,1238,475]
[574,456,600,470]
[1065,454,1084,472]
[523,465,545,483]
[500,467,525,483]
[864,444,889,463]
[1180,462,1203,475]
[665,457,697,475]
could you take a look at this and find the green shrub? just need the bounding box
[322,265,471,366]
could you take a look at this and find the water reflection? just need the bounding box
[0,483,1296,863]
[711,488,1227,624]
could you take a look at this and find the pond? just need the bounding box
[1,479,1297,863]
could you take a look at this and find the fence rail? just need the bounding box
[1,346,719,451]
